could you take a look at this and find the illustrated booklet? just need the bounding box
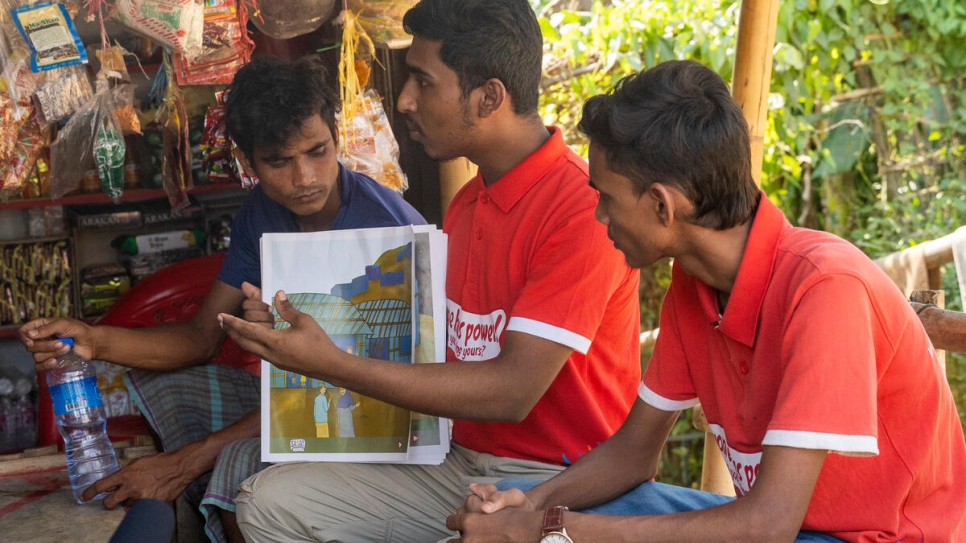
[259,225,450,463]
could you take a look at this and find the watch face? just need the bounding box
[540,533,573,543]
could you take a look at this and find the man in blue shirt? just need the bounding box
[18,55,425,543]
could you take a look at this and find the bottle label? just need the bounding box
[50,377,103,416]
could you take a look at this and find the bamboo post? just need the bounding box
[695,0,781,497]
[731,0,780,185]
[438,158,477,219]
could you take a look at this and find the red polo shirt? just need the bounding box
[642,194,966,541]
[444,127,641,465]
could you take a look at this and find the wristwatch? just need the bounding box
[539,506,573,543]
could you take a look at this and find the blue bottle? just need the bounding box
[47,337,119,503]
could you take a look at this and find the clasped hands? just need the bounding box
[445,484,545,543]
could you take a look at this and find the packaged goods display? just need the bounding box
[0,0,414,331]
[112,229,206,256]
[80,263,130,317]
[0,240,72,326]
[0,0,411,204]
[172,1,253,85]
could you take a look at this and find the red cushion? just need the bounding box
[94,254,259,373]
[37,254,260,447]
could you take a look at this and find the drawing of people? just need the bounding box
[314,387,331,438]
[336,388,358,438]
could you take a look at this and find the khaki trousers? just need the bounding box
[235,443,564,543]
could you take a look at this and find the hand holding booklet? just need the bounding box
[258,225,450,464]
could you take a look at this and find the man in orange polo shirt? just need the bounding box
[449,60,966,542]
[218,0,642,542]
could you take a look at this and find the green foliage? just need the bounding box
[533,0,966,485]
[534,0,739,154]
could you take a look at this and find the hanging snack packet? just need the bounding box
[0,110,49,201]
[48,83,126,200]
[94,111,126,202]
[111,83,141,134]
[11,2,88,72]
[346,0,417,45]
[336,11,408,193]
[158,72,193,210]
[32,64,93,125]
[172,6,252,86]
[200,100,233,183]
[0,94,24,162]
[95,45,132,83]
[0,30,35,123]
[113,0,204,55]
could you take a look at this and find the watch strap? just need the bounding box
[542,506,568,533]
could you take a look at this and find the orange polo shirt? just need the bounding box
[444,127,641,465]
[642,195,966,541]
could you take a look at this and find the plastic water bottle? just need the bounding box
[47,337,119,503]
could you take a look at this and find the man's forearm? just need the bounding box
[528,444,824,543]
[526,400,676,511]
[91,321,224,371]
[168,408,261,480]
[315,333,573,422]
[527,430,659,511]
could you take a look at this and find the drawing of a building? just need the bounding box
[269,243,414,389]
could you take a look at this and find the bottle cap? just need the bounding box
[62,337,74,348]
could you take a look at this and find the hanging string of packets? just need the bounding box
[336,10,408,194]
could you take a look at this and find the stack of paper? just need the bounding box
[259,225,450,464]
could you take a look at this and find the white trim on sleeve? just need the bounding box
[506,317,592,354]
[763,429,878,456]
[638,382,699,411]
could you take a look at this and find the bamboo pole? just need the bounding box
[696,0,781,497]
[731,0,780,186]
[438,158,477,219]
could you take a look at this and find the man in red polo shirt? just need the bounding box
[449,60,966,542]
[218,0,641,541]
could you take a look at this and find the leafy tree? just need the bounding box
[532,0,966,484]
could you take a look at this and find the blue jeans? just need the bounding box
[495,478,844,542]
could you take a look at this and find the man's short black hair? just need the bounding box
[224,55,340,162]
[579,60,760,230]
[402,0,542,116]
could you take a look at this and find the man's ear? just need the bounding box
[477,78,507,119]
[650,183,694,228]
[649,183,676,227]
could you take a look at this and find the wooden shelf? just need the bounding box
[0,184,248,211]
